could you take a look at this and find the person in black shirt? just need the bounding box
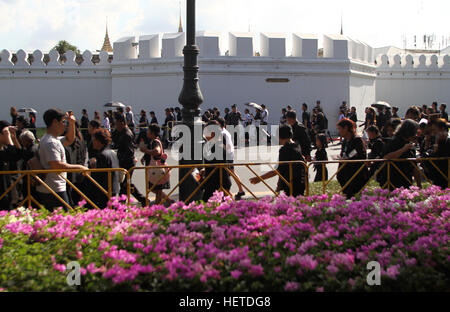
[18,131,38,201]
[336,119,369,199]
[302,103,311,130]
[201,120,232,201]
[286,111,311,161]
[64,122,87,205]
[366,126,384,182]
[0,121,20,210]
[224,108,231,125]
[348,107,358,123]
[384,118,402,142]
[149,111,158,125]
[280,108,287,125]
[250,124,306,197]
[439,104,448,121]
[80,109,90,143]
[162,108,175,149]
[360,107,376,130]
[15,115,28,139]
[423,119,449,189]
[28,112,37,139]
[228,105,243,146]
[87,119,101,159]
[380,119,421,190]
[313,134,328,182]
[228,105,242,126]
[376,107,386,134]
[405,106,421,122]
[175,107,182,122]
[112,114,146,206]
[88,129,120,209]
[392,107,399,119]
[315,109,326,133]
[10,107,18,126]
[136,109,149,144]
[140,124,173,205]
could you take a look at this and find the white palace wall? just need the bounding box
[1,31,448,130]
[375,54,450,116]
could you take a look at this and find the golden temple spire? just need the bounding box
[101,17,113,53]
[178,1,183,33]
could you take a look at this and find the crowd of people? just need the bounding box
[0,100,448,210]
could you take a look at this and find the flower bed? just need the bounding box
[0,187,449,292]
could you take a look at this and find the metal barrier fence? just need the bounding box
[0,168,129,210]
[0,158,448,210]
[307,158,450,196]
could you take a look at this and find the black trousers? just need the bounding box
[119,169,146,205]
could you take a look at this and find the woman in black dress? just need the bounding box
[336,119,370,199]
[140,124,172,205]
[136,109,149,145]
[313,134,328,182]
[366,126,385,183]
[380,119,421,190]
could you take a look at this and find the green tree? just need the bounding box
[53,40,80,55]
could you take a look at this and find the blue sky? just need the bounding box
[0,0,449,52]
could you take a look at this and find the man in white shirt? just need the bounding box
[37,109,89,211]
[218,118,246,200]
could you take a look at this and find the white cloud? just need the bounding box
[0,0,449,52]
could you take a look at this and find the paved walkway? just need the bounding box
[132,143,344,202]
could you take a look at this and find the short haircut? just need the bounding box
[93,128,112,146]
[89,120,101,129]
[337,118,356,135]
[386,118,402,129]
[441,104,447,110]
[406,106,420,119]
[366,125,380,135]
[395,119,419,140]
[115,113,126,124]
[150,111,155,115]
[278,124,293,139]
[43,109,65,128]
[82,109,87,114]
[286,110,297,120]
[148,124,161,136]
[302,103,308,109]
[0,120,10,132]
[316,133,327,148]
[16,115,27,125]
[19,130,36,143]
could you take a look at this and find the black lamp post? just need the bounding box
[178,0,204,202]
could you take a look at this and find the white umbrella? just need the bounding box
[18,108,37,114]
[371,101,391,110]
[245,102,263,111]
[104,102,126,108]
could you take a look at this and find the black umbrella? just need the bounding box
[18,108,37,114]
[371,101,391,110]
[104,102,126,108]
